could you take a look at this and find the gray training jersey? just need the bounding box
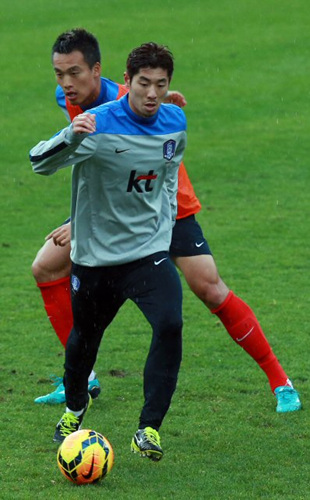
[30,95,187,267]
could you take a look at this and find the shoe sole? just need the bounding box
[35,387,100,404]
[131,443,163,461]
[277,403,302,413]
[34,395,66,404]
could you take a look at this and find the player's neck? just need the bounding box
[84,79,102,107]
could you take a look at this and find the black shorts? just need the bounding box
[169,215,212,257]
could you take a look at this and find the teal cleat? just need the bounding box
[34,377,65,404]
[275,386,302,413]
[88,378,101,399]
[34,376,101,404]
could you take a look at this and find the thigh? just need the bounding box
[175,253,219,288]
[125,253,183,330]
[174,254,229,308]
[71,263,124,336]
[170,215,212,257]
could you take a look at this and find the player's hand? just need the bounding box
[72,112,96,134]
[164,91,187,108]
[45,222,71,247]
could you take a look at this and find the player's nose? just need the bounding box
[63,74,73,88]
[147,85,157,99]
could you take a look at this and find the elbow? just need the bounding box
[30,161,53,176]
[32,165,53,175]
[29,155,53,176]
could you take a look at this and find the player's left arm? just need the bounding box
[45,222,71,247]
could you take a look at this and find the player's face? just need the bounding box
[53,51,101,107]
[124,67,170,117]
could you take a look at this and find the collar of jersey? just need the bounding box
[120,94,159,125]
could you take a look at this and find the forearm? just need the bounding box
[29,125,87,175]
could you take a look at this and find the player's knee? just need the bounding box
[31,254,59,283]
[158,314,183,337]
[31,248,71,283]
[193,279,229,310]
[31,257,45,283]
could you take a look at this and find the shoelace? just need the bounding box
[143,428,160,446]
[50,375,63,387]
[60,413,79,437]
[278,388,299,400]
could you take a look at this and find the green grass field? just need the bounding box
[1,0,309,498]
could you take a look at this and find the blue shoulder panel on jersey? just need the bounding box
[90,95,186,136]
[102,78,122,102]
[56,85,66,110]
[82,77,120,110]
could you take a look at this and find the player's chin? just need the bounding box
[66,94,80,105]
[143,105,159,116]
[68,99,80,106]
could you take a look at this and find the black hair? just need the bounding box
[52,28,101,68]
[126,42,174,81]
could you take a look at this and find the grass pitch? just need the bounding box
[1,1,309,498]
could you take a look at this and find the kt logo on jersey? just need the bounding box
[127,170,158,192]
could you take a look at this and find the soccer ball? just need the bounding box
[57,429,114,484]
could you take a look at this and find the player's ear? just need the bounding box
[93,62,101,77]
[124,71,130,88]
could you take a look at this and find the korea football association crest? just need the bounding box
[71,274,80,293]
[163,139,176,161]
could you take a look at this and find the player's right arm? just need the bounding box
[29,113,96,175]
[71,113,96,134]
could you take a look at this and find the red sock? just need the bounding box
[211,291,290,393]
[37,276,73,348]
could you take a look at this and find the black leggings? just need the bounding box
[64,251,183,430]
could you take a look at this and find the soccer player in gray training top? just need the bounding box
[33,28,301,415]
[30,42,186,461]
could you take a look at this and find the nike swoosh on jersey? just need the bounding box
[115,148,130,154]
[195,241,204,248]
[154,258,168,266]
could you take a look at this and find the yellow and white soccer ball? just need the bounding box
[57,429,114,485]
